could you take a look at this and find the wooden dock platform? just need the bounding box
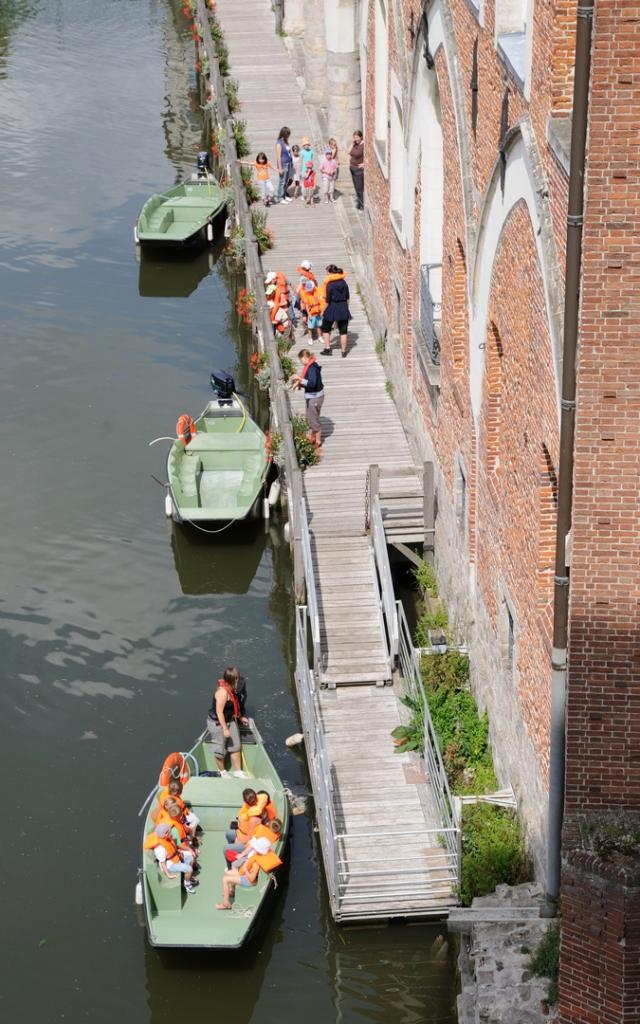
[212,0,459,920]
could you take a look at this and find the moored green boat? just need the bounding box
[164,372,269,525]
[136,177,227,248]
[140,722,289,949]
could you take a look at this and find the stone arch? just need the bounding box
[469,124,564,422]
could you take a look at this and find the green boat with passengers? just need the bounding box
[135,176,227,248]
[159,371,270,525]
[140,722,289,949]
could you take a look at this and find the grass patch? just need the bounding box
[530,922,560,1004]
[231,118,250,158]
[459,803,532,907]
[385,380,394,398]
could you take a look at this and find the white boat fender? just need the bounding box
[164,493,173,518]
[285,732,304,748]
[206,221,213,243]
[224,216,231,238]
[283,521,291,543]
[267,479,281,507]
[135,881,143,906]
[134,222,139,244]
[262,497,270,520]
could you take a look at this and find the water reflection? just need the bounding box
[138,240,224,298]
[169,519,265,595]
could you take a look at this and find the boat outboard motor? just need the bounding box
[196,150,210,179]
[210,369,235,404]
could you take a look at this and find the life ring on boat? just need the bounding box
[159,752,190,788]
[176,413,197,448]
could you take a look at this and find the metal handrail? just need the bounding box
[298,496,321,674]
[370,494,399,661]
[397,600,460,884]
[295,606,339,910]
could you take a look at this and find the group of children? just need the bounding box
[240,136,340,208]
[143,780,284,909]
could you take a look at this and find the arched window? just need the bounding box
[485,323,503,476]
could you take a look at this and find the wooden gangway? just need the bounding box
[210,0,459,920]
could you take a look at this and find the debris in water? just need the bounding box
[285,732,304,748]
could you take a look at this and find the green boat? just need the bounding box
[140,722,289,949]
[162,372,269,525]
[135,177,227,248]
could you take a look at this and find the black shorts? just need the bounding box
[321,318,349,335]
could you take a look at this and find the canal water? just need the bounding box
[0,2,457,1021]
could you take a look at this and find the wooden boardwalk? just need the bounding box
[214,0,457,920]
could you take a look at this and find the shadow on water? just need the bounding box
[137,236,226,298]
[169,518,266,595]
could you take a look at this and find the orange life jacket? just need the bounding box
[239,848,283,883]
[143,831,182,864]
[238,793,269,821]
[156,809,189,843]
[263,801,277,821]
[317,270,344,305]
[253,822,281,843]
[152,787,187,821]
[236,815,261,845]
[296,266,317,289]
[300,286,323,318]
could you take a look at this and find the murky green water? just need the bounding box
[0,2,457,1020]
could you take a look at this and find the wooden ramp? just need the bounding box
[212,0,458,920]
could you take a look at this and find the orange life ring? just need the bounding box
[159,752,190,788]
[176,413,197,448]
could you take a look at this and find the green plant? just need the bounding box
[216,43,230,76]
[530,922,560,1004]
[280,355,294,379]
[231,118,250,157]
[413,558,438,596]
[291,414,319,469]
[391,691,424,754]
[224,77,240,113]
[421,649,469,693]
[375,337,385,361]
[385,380,394,398]
[414,604,449,647]
[459,804,532,906]
[240,166,259,204]
[251,207,274,253]
[426,687,496,793]
[224,226,245,269]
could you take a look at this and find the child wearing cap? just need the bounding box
[303,161,316,206]
[299,137,314,178]
[300,278,323,342]
[319,148,339,203]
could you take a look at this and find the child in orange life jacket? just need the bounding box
[152,779,200,836]
[158,798,200,859]
[237,152,276,206]
[216,835,283,909]
[269,294,294,342]
[303,161,316,206]
[144,822,199,893]
[299,278,323,342]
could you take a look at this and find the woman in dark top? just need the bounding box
[275,126,293,203]
[348,130,364,210]
[206,666,250,777]
[321,264,352,357]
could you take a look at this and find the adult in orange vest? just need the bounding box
[216,835,283,909]
[143,822,198,893]
[319,265,351,357]
[206,666,249,777]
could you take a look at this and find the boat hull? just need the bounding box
[137,180,227,249]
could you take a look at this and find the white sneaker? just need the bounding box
[233,770,250,779]
[282,197,293,204]
[219,769,231,778]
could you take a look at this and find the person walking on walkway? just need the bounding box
[275,127,293,203]
[291,349,324,448]
[320,265,352,357]
[348,130,364,211]
[319,147,339,203]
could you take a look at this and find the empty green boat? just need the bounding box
[164,371,269,525]
[136,177,227,248]
[140,723,289,949]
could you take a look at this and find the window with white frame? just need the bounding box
[374,0,388,163]
[389,95,404,232]
[495,0,531,90]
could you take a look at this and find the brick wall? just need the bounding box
[559,1,640,1018]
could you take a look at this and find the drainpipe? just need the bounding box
[542,0,594,919]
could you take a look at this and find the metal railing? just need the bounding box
[197,0,305,603]
[298,496,322,676]
[397,599,460,882]
[419,262,442,365]
[370,493,399,663]
[295,605,340,913]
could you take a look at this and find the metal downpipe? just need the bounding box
[542,0,594,918]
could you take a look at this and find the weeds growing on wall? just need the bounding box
[530,922,560,1005]
[224,78,240,114]
[459,804,532,907]
[240,166,260,204]
[224,226,245,269]
[231,118,250,158]
[251,208,274,253]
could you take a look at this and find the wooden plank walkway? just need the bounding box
[214,0,455,920]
